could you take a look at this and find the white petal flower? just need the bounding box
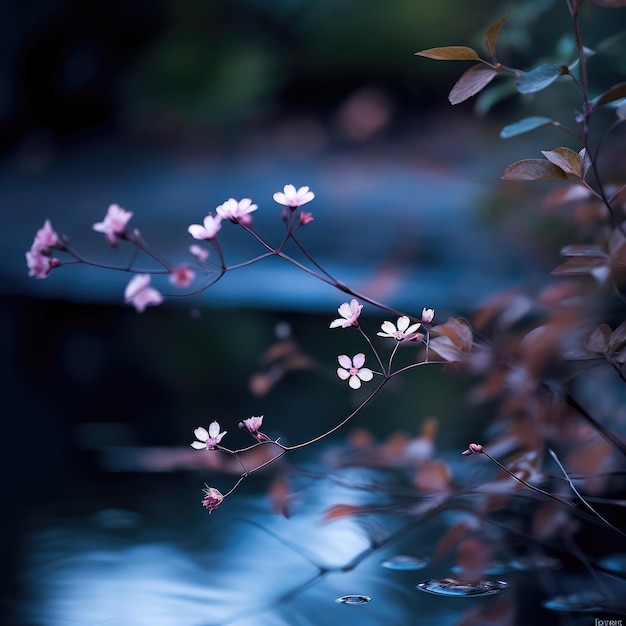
[336,353,373,389]
[377,316,420,341]
[329,299,362,329]
[273,184,315,208]
[191,421,227,450]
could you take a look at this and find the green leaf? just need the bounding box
[415,46,482,61]
[593,82,626,110]
[500,116,553,138]
[449,64,498,105]
[485,14,509,59]
[516,64,563,94]
[541,147,584,178]
[502,159,568,181]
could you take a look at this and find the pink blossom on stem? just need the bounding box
[26,247,55,278]
[273,184,315,208]
[187,214,222,240]
[201,485,224,514]
[191,421,227,450]
[377,316,421,341]
[33,219,59,250]
[421,308,435,324]
[92,204,133,246]
[169,265,196,288]
[124,274,163,313]
[300,211,314,226]
[216,198,258,224]
[189,244,209,262]
[337,353,373,389]
[329,299,362,329]
[239,415,271,442]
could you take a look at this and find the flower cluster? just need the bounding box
[26,219,61,279]
[201,485,224,514]
[329,299,362,329]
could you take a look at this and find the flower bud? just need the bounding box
[201,486,224,514]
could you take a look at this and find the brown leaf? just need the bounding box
[551,256,607,276]
[415,459,451,491]
[449,64,498,105]
[584,324,611,354]
[502,159,568,181]
[415,46,482,61]
[485,14,509,59]
[541,147,585,179]
[608,321,626,355]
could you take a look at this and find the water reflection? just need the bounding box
[17,466,519,626]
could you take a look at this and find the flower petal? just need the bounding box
[194,426,209,441]
[357,368,373,381]
[349,376,362,389]
[338,354,352,369]
[191,441,206,449]
[337,367,350,380]
[352,353,366,368]
[397,316,410,332]
[380,321,396,335]
[208,421,221,438]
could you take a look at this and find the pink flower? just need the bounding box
[337,353,373,389]
[124,274,163,313]
[377,316,421,341]
[216,198,258,224]
[421,308,435,324]
[201,485,224,514]
[191,421,227,450]
[93,204,133,246]
[169,265,196,288]
[273,184,315,208]
[26,219,62,279]
[33,219,59,250]
[26,247,56,279]
[187,214,222,240]
[329,299,363,329]
[300,211,314,226]
[239,415,271,442]
[189,244,209,262]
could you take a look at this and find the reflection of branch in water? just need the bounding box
[218,513,432,625]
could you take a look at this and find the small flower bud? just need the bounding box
[462,443,483,456]
[201,486,224,514]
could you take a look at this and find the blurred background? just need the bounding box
[3,0,626,624]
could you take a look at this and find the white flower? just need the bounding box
[377,316,421,341]
[421,308,435,323]
[329,299,362,329]
[191,421,227,450]
[188,214,222,240]
[337,353,373,389]
[273,184,315,208]
[216,198,258,223]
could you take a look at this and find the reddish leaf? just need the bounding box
[502,159,568,181]
[584,325,611,354]
[322,504,362,521]
[593,81,626,109]
[415,46,481,61]
[415,460,451,491]
[429,317,473,362]
[541,147,585,179]
[485,14,509,59]
[449,64,498,105]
